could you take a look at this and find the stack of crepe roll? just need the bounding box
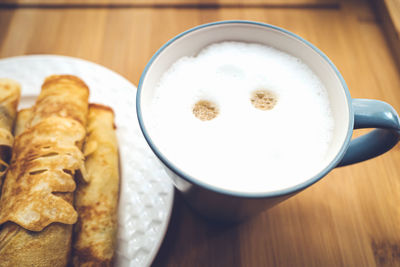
[0,75,120,267]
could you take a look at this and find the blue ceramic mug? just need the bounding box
[137,21,400,221]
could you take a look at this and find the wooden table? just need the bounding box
[1,0,400,266]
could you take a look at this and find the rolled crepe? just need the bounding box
[0,75,89,267]
[0,79,20,184]
[72,104,119,267]
[13,108,32,137]
[30,75,89,128]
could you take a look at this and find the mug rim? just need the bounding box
[137,20,354,199]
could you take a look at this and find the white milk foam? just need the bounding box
[149,42,334,193]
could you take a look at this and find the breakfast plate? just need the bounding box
[0,55,174,267]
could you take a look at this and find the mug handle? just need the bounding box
[337,99,400,167]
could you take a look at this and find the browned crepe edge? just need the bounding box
[30,74,89,129]
[0,79,20,188]
[0,75,89,232]
[72,104,119,267]
[13,108,32,137]
[0,117,87,231]
[0,109,73,267]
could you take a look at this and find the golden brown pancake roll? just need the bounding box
[72,104,119,267]
[0,75,89,267]
[30,75,89,128]
[0,79,20,185]
[13,108,32,137]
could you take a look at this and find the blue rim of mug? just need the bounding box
[137,20,354,199]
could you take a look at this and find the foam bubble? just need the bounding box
[149,42,334,193]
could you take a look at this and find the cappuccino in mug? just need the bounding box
[149,42,334,193]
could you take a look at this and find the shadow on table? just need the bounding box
[151,190,244,267]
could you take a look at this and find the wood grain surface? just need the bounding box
[371,0,400,69]
[0,0,400,266]
[0,0,339,7]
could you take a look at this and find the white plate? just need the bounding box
[0,55,174,267]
